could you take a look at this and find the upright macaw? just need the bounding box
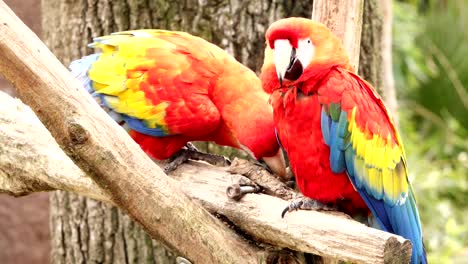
[70,30,286,177]
[260,18,426,264]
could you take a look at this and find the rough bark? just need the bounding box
[50,193,175,264]
[358,0,398,121]
[358,0,384,92]
[0,91,413,264]
[40,1,311,263]
[379,0,399,120]
[0,0,42,96]
[171,162,412,264]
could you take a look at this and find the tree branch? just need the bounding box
[0,91,412,263]
[0,91,111,203]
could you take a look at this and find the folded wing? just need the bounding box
[70,30,223,138]
[318,68,426,264]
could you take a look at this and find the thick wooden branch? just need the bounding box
[0,91,412,263]
[312,0,364,70]
[0,91,111,203]
[228,158,298,201]
[173,163,412,264]
[0,2,257,263]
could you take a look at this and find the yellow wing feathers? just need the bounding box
[86,31,184,131]
[348,106,409,204]
[84,30,231,136]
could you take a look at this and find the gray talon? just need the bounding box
[226,181,261,201]
[281,197,335,218]
[164,144,231,174]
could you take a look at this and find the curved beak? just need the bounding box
[262,149,287,180]
[273,39,303,86]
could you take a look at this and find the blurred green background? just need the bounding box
[394,0,467,262]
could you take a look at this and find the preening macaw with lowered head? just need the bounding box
[70,30,286,177]
[261,17,426,264]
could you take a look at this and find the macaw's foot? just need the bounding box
[281,197,336,218]
[164,143,231,174]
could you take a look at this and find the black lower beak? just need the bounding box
[284,57,303,82]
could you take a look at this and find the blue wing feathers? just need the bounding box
[357,177,426,264]
[329,121,346,173]
[321,105,426,264]
[357,187,391,232]
[326,110,348,174]
[321,109,331,145]
[121,115,167,137]
[69,54,170,137]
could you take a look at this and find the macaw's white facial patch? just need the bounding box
[296,38,315,69]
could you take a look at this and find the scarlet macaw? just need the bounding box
[260,18,426,264]
[71,30,286,177]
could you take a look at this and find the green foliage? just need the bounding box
[394,1,468,262]
[414,1,468,131]
[400,111,468,263]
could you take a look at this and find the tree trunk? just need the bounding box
[358,0,398,120]
[49,192,174,264]
[358,0,384,91]
[42,1,311,263]
[379,0,398,120]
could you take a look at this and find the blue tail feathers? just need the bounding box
[358,186,427,264]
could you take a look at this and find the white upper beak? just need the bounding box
[273,39,293,85]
